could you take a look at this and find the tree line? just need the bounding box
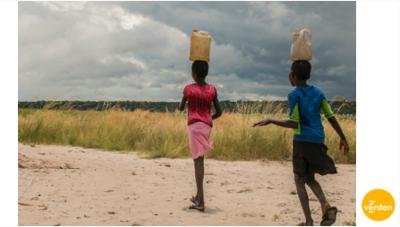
[18,100,356,115]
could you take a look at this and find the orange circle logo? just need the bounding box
[362,189,395,221]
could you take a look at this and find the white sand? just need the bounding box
[19,144,355,226]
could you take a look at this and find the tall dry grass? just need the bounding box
[18,109,356,163]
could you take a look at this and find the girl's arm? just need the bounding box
[212,96,222,120]
[179,96,187,111]
[327,116,349,154]
[253,119,298,129]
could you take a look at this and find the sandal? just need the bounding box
[320,207,338,226]
[297,221,313,226]
[189,204,205,212]
[190,195,198,205]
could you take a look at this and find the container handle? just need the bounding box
[300,28,312,46]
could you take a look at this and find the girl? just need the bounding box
[179,60,222,212]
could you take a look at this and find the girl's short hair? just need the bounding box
[192,60,209,78]
[291,60,311,80]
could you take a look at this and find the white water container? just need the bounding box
[190,30,212,62]
[290,28,312,61]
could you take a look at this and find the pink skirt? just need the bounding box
[188,122,213,159]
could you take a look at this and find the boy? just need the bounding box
[253,60,349,226]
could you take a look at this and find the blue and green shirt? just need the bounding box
[288,85,334,144]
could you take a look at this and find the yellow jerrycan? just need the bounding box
[190,30,212,62]
[290,28,312,61]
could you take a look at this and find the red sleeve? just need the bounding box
[183,85,189,98]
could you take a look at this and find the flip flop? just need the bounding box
[320,207,338,226]
[189,204,205,212]
[190,196,198,205]
[297,221,313,226]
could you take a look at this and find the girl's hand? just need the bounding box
[340,138,349,155]
[253,119,271,127]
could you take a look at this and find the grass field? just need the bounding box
[18,109,356,163]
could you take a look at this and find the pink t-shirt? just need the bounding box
[183,83,217,127]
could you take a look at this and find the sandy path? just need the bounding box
[18,144,355,226]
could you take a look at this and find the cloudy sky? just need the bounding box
[19,1,355,101]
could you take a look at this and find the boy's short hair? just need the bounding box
[192,60,208,78]
[291,60,311,80]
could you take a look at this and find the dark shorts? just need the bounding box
[292,140,337,176]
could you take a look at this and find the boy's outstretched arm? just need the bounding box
[212,96,222,120]
[253,119,298,128]
[254,97,298,128]
[179,96,187,111]
[327,116,350,154]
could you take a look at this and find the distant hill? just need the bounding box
[18,100,356,115]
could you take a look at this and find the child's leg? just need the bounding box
[305,174,331,214]
[194,156,204,206]
[294,173,313,225]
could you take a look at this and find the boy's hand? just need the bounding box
[253,119,271,127]
[340,138,349,155]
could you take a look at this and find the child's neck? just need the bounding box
[296,80,308,87]
[195,79,206,85]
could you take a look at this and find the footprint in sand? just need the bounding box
[280,208,294,215]
[159,163,171,167]
[237,188,252,193]
[241,212,257,218]
[38,204,48,211]
[277,202,286,207]
[18,202,32,206]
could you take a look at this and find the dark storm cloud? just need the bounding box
[19,1,355,101]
